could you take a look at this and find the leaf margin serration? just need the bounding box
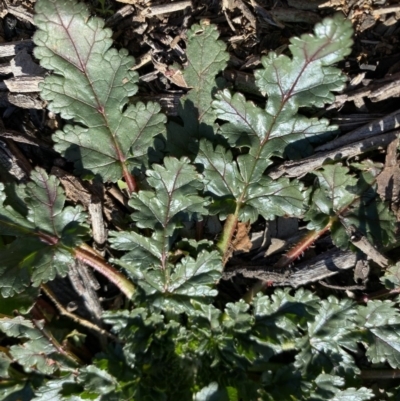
[33,0,166,183]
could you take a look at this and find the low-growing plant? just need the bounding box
[1,0,400,399]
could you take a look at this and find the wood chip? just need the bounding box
[270,130,400,179]
[3,76,44,93]
[0,39,33,57]
[316,108,400,152]
[376,137,400,203]
[5,1,34,24]
[142,1,192,17]
[8,93,46,109]
[89,196,108,249]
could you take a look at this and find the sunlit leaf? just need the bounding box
[0,169,88,295]
[33,0,166,181]
[358,300,400,368]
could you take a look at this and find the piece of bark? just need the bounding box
[51,166,94,209]
[7,92,46,109]
[152,56,189,88]
[270,130,400,179]
[51,166,126,230]
[142,1,192,17]
[369,79,400,102]
[316,108,400,152]
[68,260,103,326]
[0,64,12,74]
[0,126,51,148]
[372,5,400,16]
[376,137,400,203]
[106,5,135,26]
[353,259,370,285]
[328,72,400,109]
[0,39,33,57]
[234,0,257,28]
[4,1,34,24]
[3,76,44,93]
[344,224,389,268]
[249,0,284,28]
[223,248,357,288]
[89,196,108,250]
[132,93,181,116]
[0,139,31,182]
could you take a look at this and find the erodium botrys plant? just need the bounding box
[0,0,400,399]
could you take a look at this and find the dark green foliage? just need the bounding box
[0,0,398,399]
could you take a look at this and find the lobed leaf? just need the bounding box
[0,168,88,296]
[197,140,304,223]
[358,300,400,368]
[195,15,352,226]
[295,296,359,376]
[306,164,396,249]
[32,376,85,401]
[33,0,166,182]
[0,316,76,375]
[308,374,373,401]
[109,157,221,312]
[256,13,353,113]
[381,263,400,290]
[167,22,229,157]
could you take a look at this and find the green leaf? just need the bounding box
[222,301,253,333]
[261,364,305,401]
[256,14,353,113]
[0,168,88,295]
[358,300,400,368]
[196,140,304,223]
[78,365,117,394]
[129,157,207,232]
[311,165,358,214]
[381,263,400,290]
[0,352,11,378]
[195,15,352,228]
[0,286,39,315]
[116,248,222,313]
[252,289,320,357]
[32,376,85,401]
[195,18,352,227]
[330,387,374,401]
[306,164,396,249]
[308,374,373,401]
[0,184,34,237]
[110,158,221,312]
[167,22,229,157]
[213,90,336,160]
[295,296,359,376]
[0,381,35,401]
[0,316,75,375]
[33,0,166,181]
[180,302,257,374]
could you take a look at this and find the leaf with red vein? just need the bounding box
[33,0,166,187]
[0,168,89,296]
